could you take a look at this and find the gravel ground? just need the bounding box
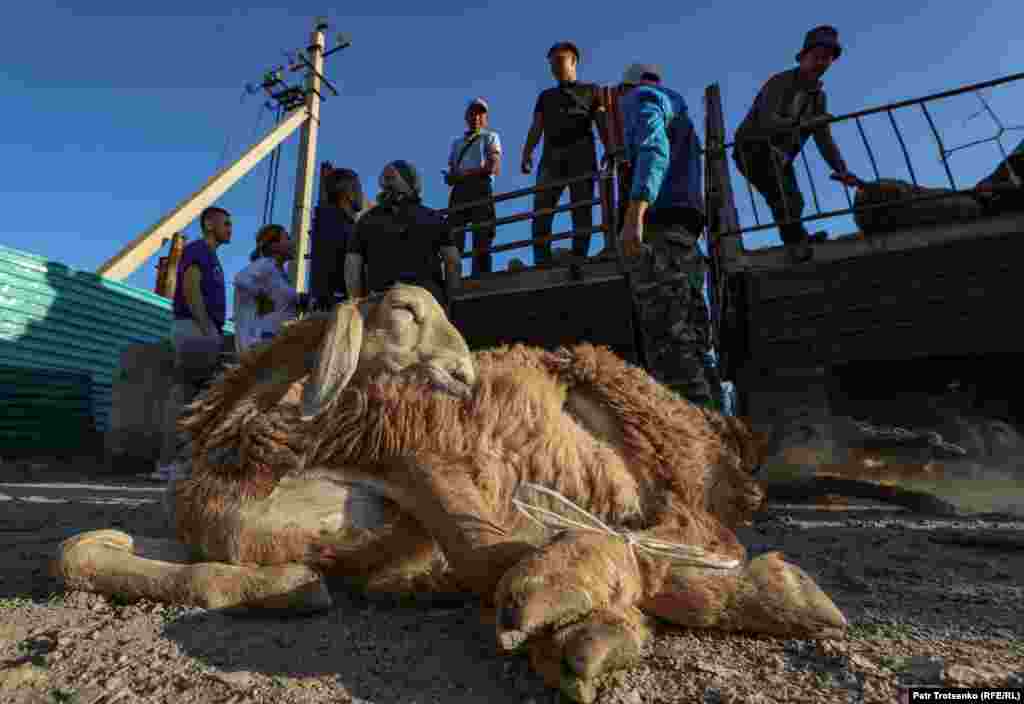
[1,460,1022,704]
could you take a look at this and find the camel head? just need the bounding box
[302,284,476,418]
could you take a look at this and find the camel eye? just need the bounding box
[392,303,419,323]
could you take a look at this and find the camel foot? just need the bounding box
[641,551,847,639]
[54,529,332,613]
[493,531,646,702]
[527,607,651,703]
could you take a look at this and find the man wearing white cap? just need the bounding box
[618,63,721,407]
[445,97,502,276]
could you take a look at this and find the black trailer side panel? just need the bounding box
[738,231,1024,370]
[450,276,640,364]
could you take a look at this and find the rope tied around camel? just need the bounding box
[512,482,741,570]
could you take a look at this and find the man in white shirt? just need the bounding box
[445,97,502,277]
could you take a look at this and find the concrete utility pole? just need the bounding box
[287,18,327,293]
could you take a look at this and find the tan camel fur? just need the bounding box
[54,284,847,703]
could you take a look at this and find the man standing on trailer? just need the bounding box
[445,98,502,277]
[618,64,722,407]
[153,205,232,482]
[521,41,610,265]
[345,160,462,308]
[732,25,861,263]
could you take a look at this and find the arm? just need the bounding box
[183,265,215,337]
[810,91,848,174]
[264,262,298,306]
[441,245,461,296]
[344,253,365,299]
[627,90,672,208]
[460,134,502,178]
[232,260,266,297]
[592,88,611,152]
[523,111,544,161]
[344,222,367,298]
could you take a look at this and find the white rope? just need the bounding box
[511,482,741,570]
[852,419,967,456]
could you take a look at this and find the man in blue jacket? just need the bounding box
[618,63,721,407]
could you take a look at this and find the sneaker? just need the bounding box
[148,461,180,482]
[785,242,814,264]
[148,463,172,481]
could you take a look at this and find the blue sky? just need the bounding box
[1,0,1021,303]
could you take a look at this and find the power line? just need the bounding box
[215,86,255,170]
[263,105,285,225]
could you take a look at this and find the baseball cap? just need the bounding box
[622,63,663,85]
[466,97,489,113]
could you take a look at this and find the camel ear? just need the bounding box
[731,416,775,466]
[752,429,773,464]
[301,301,364,419]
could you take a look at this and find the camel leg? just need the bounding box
[492,530,650,703]
[525,606,652,704]
[640,550,847,640]
[54,471,433,612]
[490,519,847,703]
[373,456,540,598]
[52,529,331,612]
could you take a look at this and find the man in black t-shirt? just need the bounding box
[521,41,610,265]
[345,160,461,307]
[310,166,363,310]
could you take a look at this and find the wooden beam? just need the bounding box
[96,107,309,281]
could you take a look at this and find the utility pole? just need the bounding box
[96,17,349,283]
[288,17,327,292]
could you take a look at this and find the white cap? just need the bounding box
[467,97,489,112]
[622,63,663,85]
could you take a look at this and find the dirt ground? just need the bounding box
[1,461,1022,704]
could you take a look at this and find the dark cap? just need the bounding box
[547,41,580,62]
[797,25,842,62]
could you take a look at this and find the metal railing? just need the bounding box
[707,71,1024,240]
[436,163,622,271]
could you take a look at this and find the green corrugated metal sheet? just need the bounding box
[0,366,95,452]
[0,243,233,452]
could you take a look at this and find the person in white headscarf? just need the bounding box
[232,224,298,354]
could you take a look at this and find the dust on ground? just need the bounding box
[1,459,1022,704]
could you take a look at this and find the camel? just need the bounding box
[53,284,847,703]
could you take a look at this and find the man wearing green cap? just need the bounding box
[345,160,461,307]
[733,25,861,262]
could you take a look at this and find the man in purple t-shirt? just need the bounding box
[154,205,232,482]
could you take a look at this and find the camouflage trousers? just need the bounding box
[627,222,722,407]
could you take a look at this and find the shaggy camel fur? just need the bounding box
[54,285,847,703]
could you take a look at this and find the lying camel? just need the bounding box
[53,284,846,703]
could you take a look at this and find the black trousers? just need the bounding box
[733,141,810,245]
[532,139,597,264]
[448,177,496,276]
